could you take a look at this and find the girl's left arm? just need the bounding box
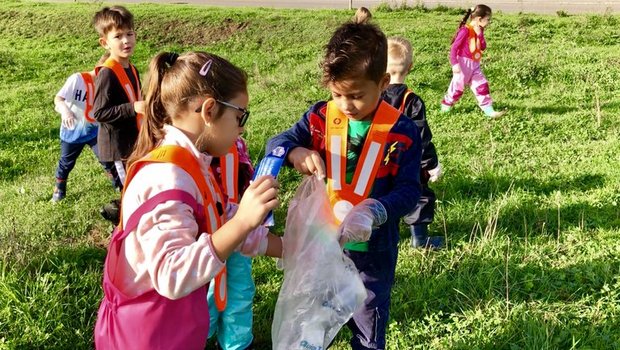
[480,29,487,51]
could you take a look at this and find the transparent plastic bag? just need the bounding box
[272,176,367,350]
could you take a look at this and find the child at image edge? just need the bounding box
[383,36,444,249]
[92,6,145,222]
[94,51,282,349]
[51,52,116,202]
[267,8,422,349]
[207,137,258,350]
[441,4,506,119]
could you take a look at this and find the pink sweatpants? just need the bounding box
[442,56,492,109]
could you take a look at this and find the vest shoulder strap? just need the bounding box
[121,145,222,231]
[399,89,414,113]
[79,72,96,123]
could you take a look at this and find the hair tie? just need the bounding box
[166,52,179,66]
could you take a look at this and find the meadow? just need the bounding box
[0,1,619,349]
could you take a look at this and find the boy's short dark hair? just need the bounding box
[93,6,134,37]
[321,7,387,85]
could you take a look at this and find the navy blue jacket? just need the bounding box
[267,101,422,251]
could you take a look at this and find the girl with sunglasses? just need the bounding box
[94,51,282,349]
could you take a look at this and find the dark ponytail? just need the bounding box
[127,52,177,167]
[459,8,473,28]
[460,4,493,28]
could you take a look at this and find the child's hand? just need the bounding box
[288,147,326,179]
[235,175,279,230]
[451,64,461,74]
[428,162,443,183]
[61,111,76,129]
[337,198,387,244]
[134,101,146,115]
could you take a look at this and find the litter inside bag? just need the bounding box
[272,176,367,350]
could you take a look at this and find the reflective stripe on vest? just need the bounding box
[215,144,241,312]
[79,72,96,123]
[466,25,482,62]
[100,58,144,129]
[399,89,414,114]
[122,145,228,311]
[325,100,400,223]
[219,145,240,203]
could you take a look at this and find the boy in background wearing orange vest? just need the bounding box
[383,37,444,249]
[207,137,257,350]
[267,8,422,349]
[92,6,145,223]
[52,53,116,202]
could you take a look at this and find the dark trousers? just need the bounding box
[344,248,398,350]
[55,138,115,184]
[100,160,125,190]
[402,181,436,226]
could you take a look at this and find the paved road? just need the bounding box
[94,0,620,14]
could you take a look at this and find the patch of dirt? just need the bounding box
[138,17,251,47]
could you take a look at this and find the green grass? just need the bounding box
[1,1,620,349]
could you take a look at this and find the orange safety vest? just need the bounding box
[398,89,414,114]
[124,145,228,311]
[219,145,240,204]
[466,24,483,62]
[79,72,97,123]
[100,57,143,129]
[325,100,400,223]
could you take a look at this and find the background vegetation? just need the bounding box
[0,1,619,348]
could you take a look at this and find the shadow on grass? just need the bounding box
[426,172,618,241]
[435,197,620,245]
[495,101,578,116]
[391,251,620,347]
[440,173,606,201]
[24,244,106,275]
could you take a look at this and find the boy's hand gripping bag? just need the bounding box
[272,176,367,349]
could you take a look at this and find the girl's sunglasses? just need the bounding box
[195,99,250,127]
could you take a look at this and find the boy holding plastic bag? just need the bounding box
[267,7,422,350]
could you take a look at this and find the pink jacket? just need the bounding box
[115,125,266,300]
[449,26,487,66]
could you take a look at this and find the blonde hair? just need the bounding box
[387,37,413,76]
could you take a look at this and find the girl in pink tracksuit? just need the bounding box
[441,4,505,119]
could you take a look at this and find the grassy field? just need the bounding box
[1,1,619,349]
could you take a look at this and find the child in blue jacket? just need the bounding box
[267,7,422,349]
[383,36,444,249]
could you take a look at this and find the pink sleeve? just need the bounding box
[450,27,468,66]
[236,137,253,168]
[137,199,226,300]
[237,225,269,257]
[123,162,227,300]
[479,29,487,51]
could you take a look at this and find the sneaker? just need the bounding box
[488,110,507,119]
[51,188,65,202]
[440,103,452,113]
[411,225,444,250]
[51,180,67,203]
[100,199,121,224]
[482,105,506,119]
